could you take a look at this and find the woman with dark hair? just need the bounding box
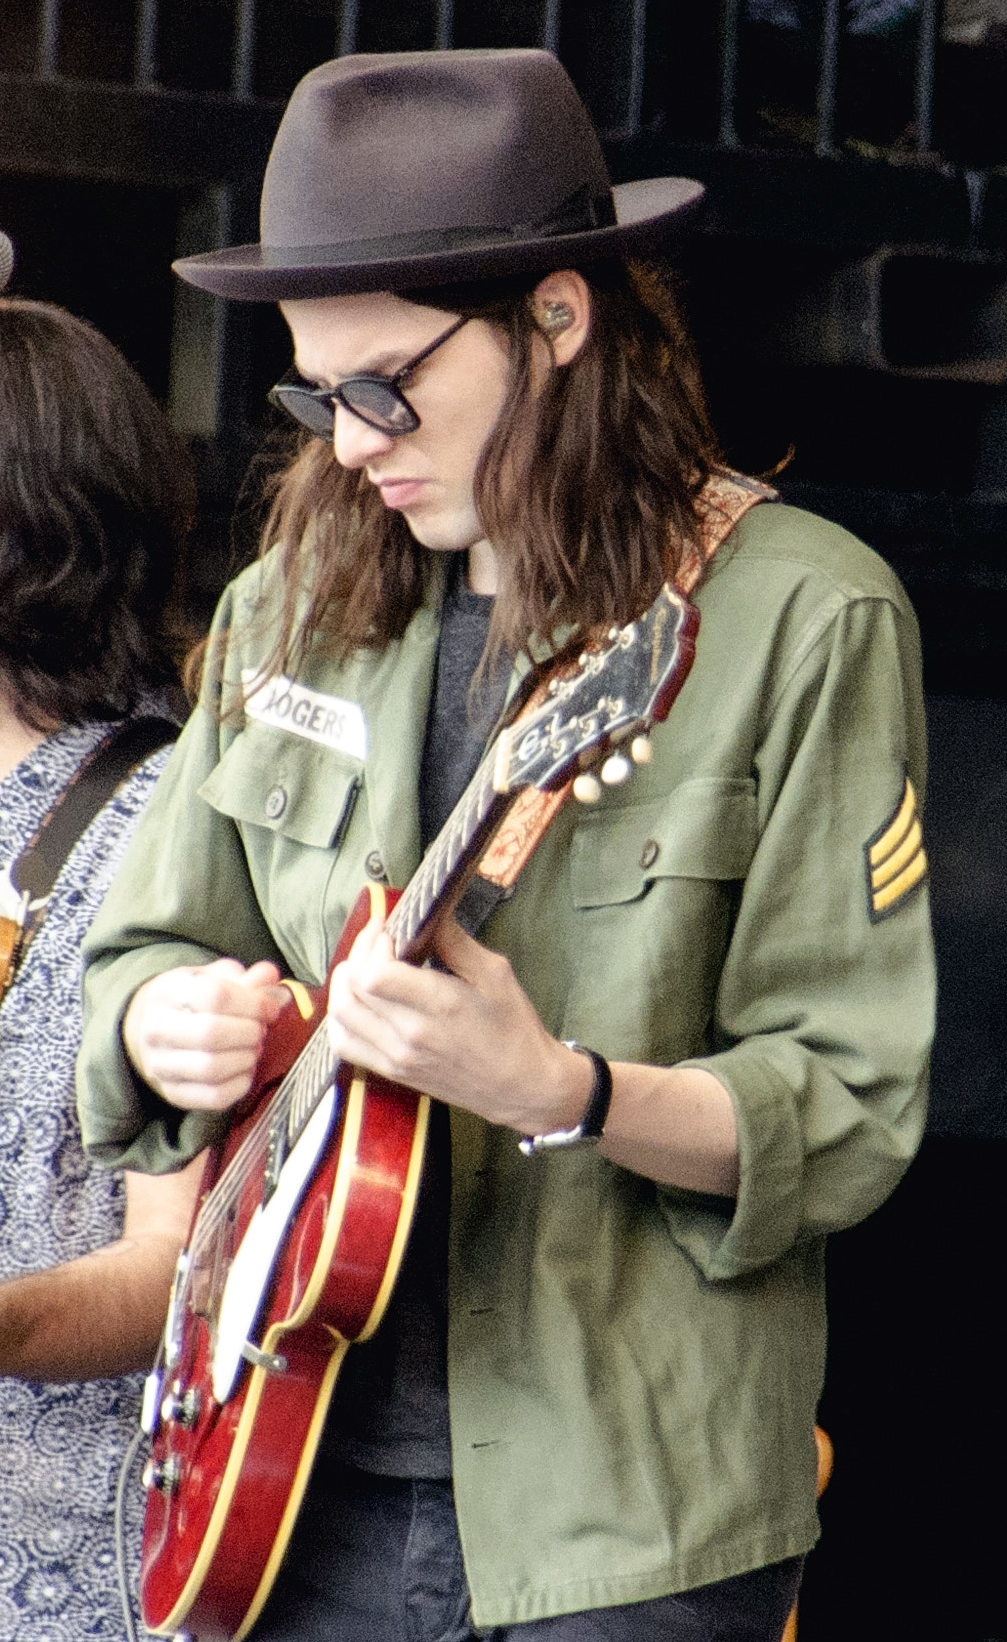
[0,290,203,1639]
[80,52,933,1642]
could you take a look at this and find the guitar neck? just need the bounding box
[262,727,521,1176]
[385,741,515,963]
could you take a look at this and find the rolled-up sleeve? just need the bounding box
[78,578,286,1174]
[666,592,933,1280]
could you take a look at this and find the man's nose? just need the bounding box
[333,403,396,469]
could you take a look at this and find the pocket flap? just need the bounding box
[199,722,361,849]
[571,778,758,908]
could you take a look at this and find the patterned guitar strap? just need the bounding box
[474,469,777,894]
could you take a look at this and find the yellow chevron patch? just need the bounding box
[865,776,928,922]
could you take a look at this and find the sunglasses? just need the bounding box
[268,316,469,439]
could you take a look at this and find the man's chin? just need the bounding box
[403,518,479,556]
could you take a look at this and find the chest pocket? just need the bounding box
[199,722,361,848]
[198,722,363,982]
[570,777,758,908]
[562,777,758,1065]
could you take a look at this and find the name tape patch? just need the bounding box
[865,775,927,922]
[242,671,368,760]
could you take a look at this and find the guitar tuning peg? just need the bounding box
[600,753,631,786]
[630,735,653,766]
[572,772,603,804]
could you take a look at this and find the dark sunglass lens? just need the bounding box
[271,386,334,438]
[339,381,418,433]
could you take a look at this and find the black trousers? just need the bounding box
[253,1465,804,1642]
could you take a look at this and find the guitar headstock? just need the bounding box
[492,584,699,796]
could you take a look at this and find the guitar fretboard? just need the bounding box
[385,744,509,961]
[191,732,517,1251]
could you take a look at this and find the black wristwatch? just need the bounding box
[519,1043,613,1155]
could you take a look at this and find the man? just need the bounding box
[78,50,933,1642]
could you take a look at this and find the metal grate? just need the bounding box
[8,0,967,153]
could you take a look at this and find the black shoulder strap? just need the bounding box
[12,715,179,906]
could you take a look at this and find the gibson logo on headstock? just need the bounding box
[514,695,623,769]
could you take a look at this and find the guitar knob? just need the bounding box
[630,736,653,765]
[600,754,631,786]
[142,1454,182,1495]
[161,1386,202,1429]
[572,773,603,804]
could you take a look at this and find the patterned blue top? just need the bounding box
[0,714,171,1642]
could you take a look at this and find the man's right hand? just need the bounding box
[122,959,290,1112]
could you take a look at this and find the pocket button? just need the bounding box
[639,839,660,870]
[265,785,288,821]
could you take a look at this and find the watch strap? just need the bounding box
[519,1043,613,1155]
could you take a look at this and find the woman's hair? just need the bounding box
[0,299,194,729]
[249,258,721,685]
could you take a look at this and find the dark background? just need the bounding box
[2,4,1005,1637]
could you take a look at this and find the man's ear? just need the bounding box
[530,270,591,365]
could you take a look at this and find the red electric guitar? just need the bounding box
[138,583,699,1641]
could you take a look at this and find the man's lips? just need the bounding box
[375,478,426,508]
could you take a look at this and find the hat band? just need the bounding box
[262,183,617,269]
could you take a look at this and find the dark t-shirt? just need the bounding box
[324,566,508,1477]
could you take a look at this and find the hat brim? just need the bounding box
[172,177,705,301]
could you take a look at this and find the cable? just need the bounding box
[114,1424,147,1642]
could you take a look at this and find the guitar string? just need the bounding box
[186,752,499,1259]
[183,608,651,1254]
[166,605,679,1306]
[386,750,497,957]
[188,1053,330,1268]
[185,748,503,1257]
[182,661,585,1256]
[188,1029,335,1259]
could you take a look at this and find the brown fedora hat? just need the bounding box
[174,50,704,301]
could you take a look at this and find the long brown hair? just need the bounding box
[0,299,194,729]
[244,258,719,688]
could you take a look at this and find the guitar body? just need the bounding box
[139,883,429,1642]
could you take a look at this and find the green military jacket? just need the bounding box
[79,502,934,1625]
